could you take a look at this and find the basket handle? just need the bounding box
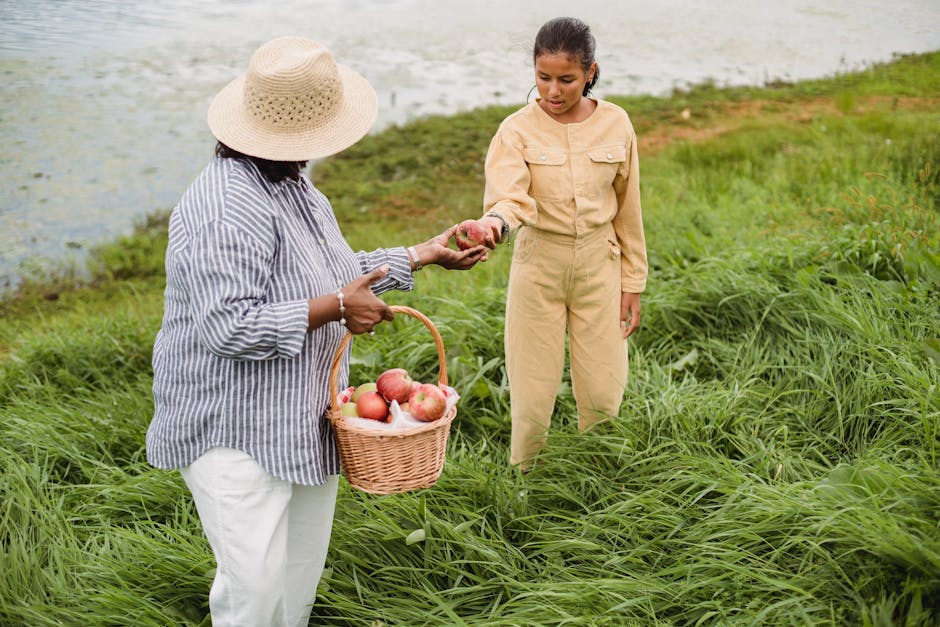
[327,305,448,415]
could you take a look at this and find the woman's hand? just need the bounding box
[478,216,505,245]
[621,292,641,338]
[339,265,395,334]
[411,225,490,271]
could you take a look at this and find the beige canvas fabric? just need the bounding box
[483,99,647,293]
[505,224,629,466]
[483,98,648,467]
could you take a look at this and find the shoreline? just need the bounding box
[2,50,937,304]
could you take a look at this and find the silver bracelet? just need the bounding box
[407,246,422,271]
[336,290,346,327]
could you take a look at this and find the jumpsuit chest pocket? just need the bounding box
[585,146,627,193]
[524,147,569,200]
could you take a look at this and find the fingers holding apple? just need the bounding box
[478,216,505,244]
[411,229,488,271]
[454,219,500,250]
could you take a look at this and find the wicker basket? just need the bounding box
[327,305,457,495]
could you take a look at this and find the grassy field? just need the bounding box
[1,51,938,626]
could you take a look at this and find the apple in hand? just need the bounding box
[408,383,448,422]
[376,368,414,404]
[351,382,377,402]
[454,219,487,250]
[356,390,390,422]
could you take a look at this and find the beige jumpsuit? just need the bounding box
[483,99,648,467]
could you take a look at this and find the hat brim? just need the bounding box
[207,64,378,162]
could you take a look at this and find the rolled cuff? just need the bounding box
[357,247,415,295]
[269,299,313,358]
[621,279,646,293]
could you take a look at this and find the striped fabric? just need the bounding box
[146,157,414,485]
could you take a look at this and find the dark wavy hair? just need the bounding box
[533,17,599,97]
[215,142,306,183]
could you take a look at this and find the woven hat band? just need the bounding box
[243,43,344,133]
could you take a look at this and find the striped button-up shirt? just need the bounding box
[146,156,414,485]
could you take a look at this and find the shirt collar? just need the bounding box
[236,157,308,197]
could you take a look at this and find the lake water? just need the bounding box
[1,0,938,285]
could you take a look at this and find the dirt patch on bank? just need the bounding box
[637,95,939,156]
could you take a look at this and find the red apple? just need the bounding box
[376,368,414,404]
[356,390,389,422]
[351,382,377,402]
[455,219,487,250]
[408,383,448,422]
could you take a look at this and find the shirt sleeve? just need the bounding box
[482,129,538,232]
[188,220,310,360]
[612,120,649,293]
[355,247,415,295]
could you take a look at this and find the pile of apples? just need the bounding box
[342,368,448,423]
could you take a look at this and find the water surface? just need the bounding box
[1,0,938,284]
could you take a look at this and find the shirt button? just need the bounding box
[540,154,547,161]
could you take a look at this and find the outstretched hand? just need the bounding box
[414,225,489,270]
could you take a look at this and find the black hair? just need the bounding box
[215,142,306,184]
[533,17,599,97]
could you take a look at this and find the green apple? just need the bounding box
[350,382,377,402]
[340,402,359,418]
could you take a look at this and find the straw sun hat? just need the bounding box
[208,36,378,161]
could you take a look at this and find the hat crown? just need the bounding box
[207,35,377,161]
[243,37,343,133]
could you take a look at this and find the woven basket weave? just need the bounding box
[327,305,457,495]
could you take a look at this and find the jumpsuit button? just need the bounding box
[606,153,613,160]
[540,154,546,161]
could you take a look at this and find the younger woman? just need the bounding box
[476,17,648,468]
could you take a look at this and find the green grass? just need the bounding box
[1,51,938,626]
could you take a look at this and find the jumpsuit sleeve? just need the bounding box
[612,118,649,293]
[482,129,537,233]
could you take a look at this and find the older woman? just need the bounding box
[145,36,486,626]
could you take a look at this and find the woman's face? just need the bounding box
[534,52,595,120]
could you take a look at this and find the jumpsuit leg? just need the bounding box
[568,226,629,432]
[505,228,570,468]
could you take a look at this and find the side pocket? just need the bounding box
[607,238,621,260]
[512,228,535,264]
[607,239,622,292]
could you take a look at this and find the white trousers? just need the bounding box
[180,447,339,627]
